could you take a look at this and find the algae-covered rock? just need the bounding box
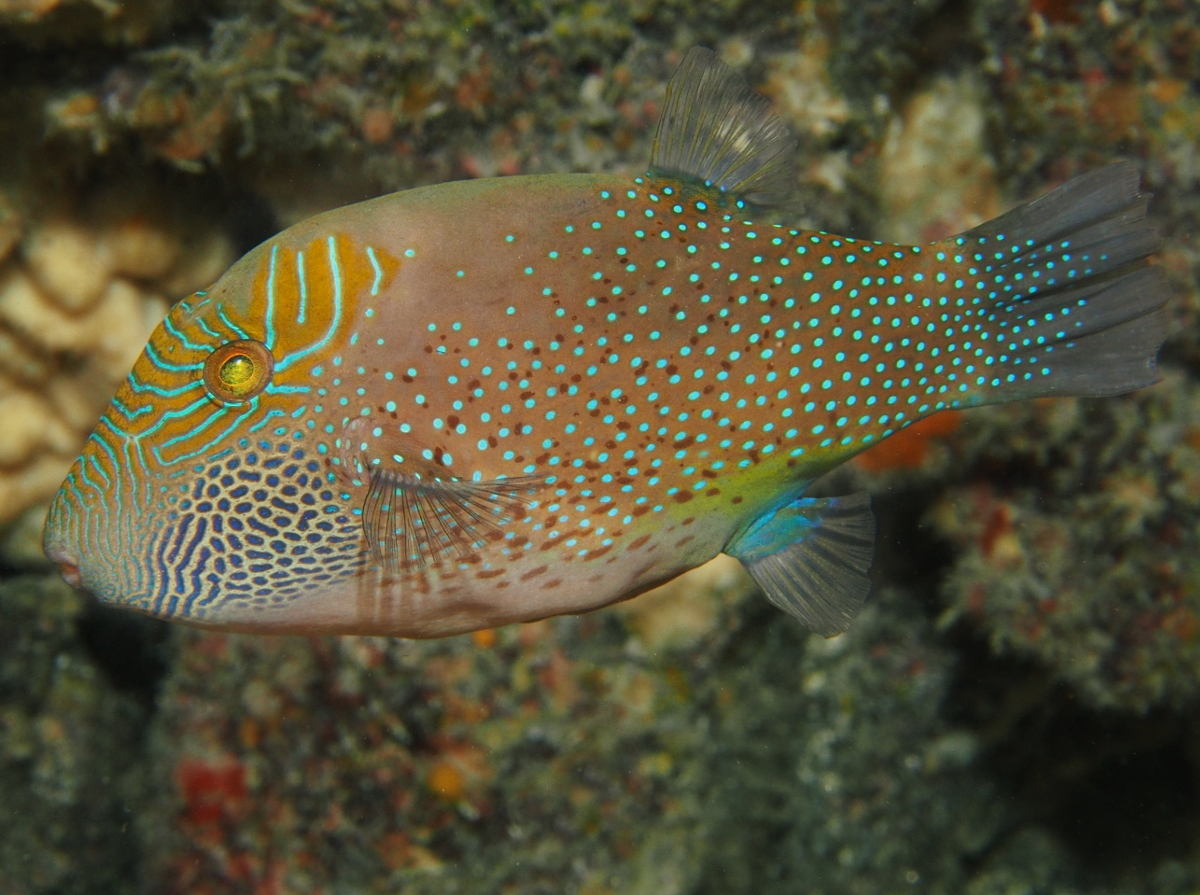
[929,371,1200,714]
[136,589,1005,895]
[0,575,149,895]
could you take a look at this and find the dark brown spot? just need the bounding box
[672,490,694,504]
[732,496,743,505]
[627,534,651,550]
[476,569,505,579]
[541,579,563,590]
[520,565,548,581]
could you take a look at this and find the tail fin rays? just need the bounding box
[960,162,1169,404]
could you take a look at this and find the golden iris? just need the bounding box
[203,339,274,404]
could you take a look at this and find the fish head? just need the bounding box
[43,233,383,628]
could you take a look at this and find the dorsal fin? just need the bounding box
[649,46,799,209]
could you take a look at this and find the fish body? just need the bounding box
[44,49,1168,638]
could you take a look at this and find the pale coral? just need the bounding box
[21,218,115,312]
[0,389,78,466]
[107,218,182,280]
[877,75,1001,244]
[0,193,232,532]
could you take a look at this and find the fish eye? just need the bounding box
[203,339,274,404]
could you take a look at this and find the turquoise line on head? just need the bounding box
[75,460,105,502]
[217,309,251,341]
[129,376,204,399]
[137,396,213,441]
[196,317,225,342]
[163,316,216,353]
[145,341,204,373]
[156,402,232,452]
[109,396,155,423]
[123,437,154,523]
[297,249,308,324]
[154,402,259,467]
[247,407,285,434]
[274,234,343,372]
[79,451,110,492]
[366,246,382,296]
[90,432,123,492]
[265,244,278,351]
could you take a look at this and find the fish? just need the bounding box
[43,47,1168,638]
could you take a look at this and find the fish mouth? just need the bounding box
[43,542,83,589]
[56,560,82,590]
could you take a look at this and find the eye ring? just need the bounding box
[203,340,274,404]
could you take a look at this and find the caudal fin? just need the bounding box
[958,162,1168,404]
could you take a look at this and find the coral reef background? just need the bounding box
[0,0,1198,892]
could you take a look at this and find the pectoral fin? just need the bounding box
[726,493,875,637]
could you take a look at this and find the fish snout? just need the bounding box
[43,518,83,589]
[56,559,82,590]
[45,543,83,589]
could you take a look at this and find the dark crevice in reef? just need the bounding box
[943,633,1200,880]
[866,468,1200,883]
[77,600,173,713]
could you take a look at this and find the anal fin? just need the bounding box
[726,493,875,637]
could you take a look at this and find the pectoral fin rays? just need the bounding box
[726,493,875,637]
[362,468,544,574]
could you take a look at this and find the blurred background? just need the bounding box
[0,0,1198,892]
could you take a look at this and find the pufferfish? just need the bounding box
[43,48,1167,638]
